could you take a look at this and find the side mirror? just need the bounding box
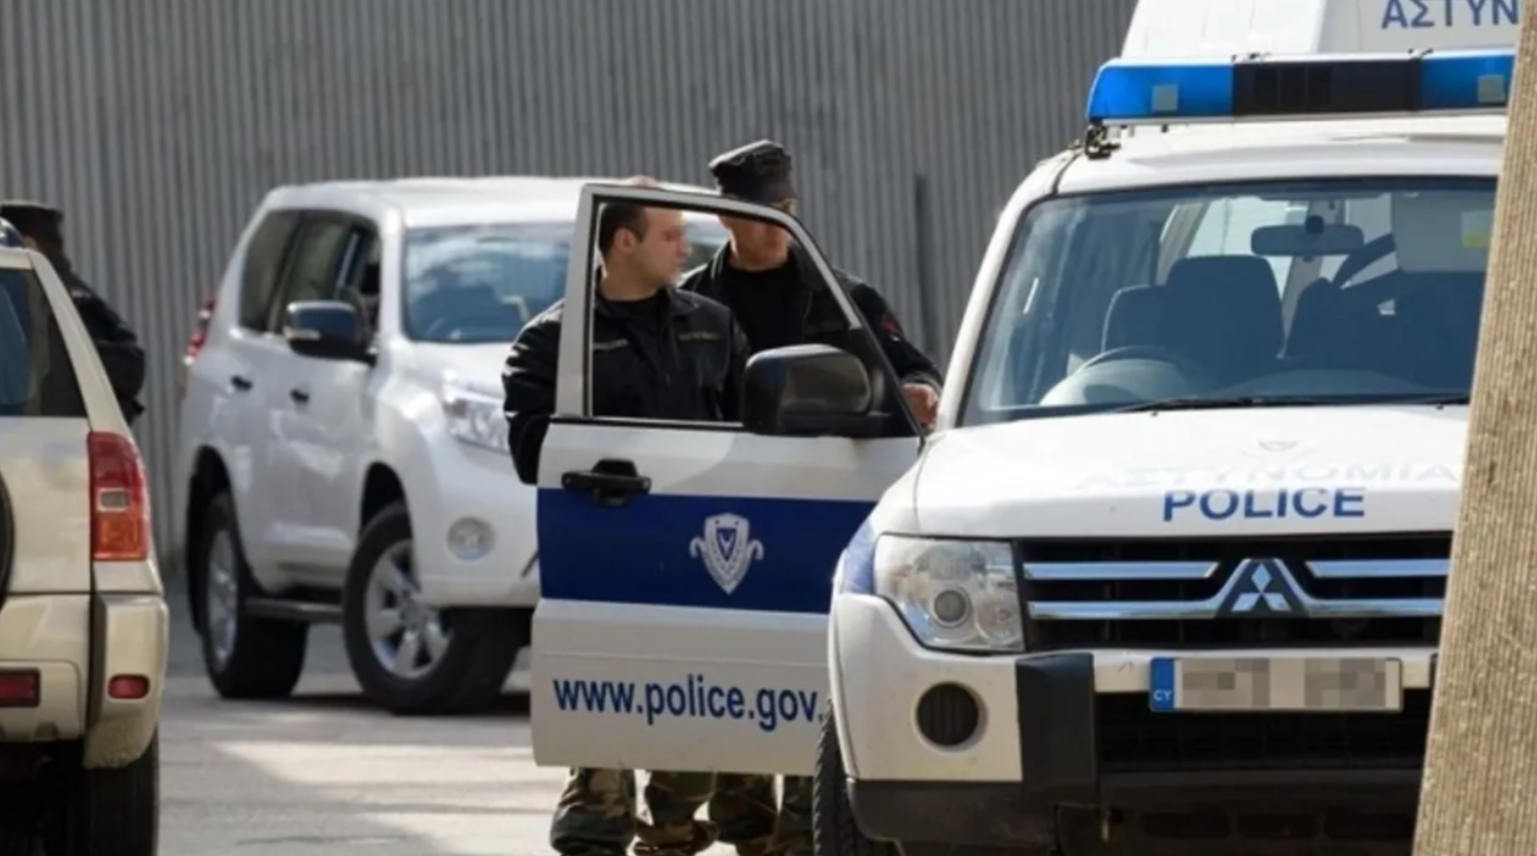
[283,301,370,362]
[742,344,883,438]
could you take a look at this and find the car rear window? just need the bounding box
[0,270,85,417]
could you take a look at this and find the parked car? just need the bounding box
[0,245,166,855]
[173,176,728,715]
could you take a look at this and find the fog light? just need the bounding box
[916,683,981,748]
[447,518,494,561]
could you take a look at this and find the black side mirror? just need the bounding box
[742,344,883,438]
[283,301,370,362]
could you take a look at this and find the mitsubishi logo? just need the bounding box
[1219,559,1305,616]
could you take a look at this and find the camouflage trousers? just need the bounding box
[550,767,813,856]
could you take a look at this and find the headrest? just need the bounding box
[1102,284,1171,352]
[1165,255,1284,358]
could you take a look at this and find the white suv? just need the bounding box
[174,176,726,715]
[0,246,166,855]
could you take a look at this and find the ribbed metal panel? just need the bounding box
[0,0,1138,551]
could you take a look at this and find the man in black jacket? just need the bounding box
[502,179,757,856]
[678,140,946,856]
[680,140,943,429]
[0,201,146,423]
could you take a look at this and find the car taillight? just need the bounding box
[88,432,150,562]
[179,296,217,399]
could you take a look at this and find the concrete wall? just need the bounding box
[0,0,1138,549]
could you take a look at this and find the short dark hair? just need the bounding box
[595,176,661,255]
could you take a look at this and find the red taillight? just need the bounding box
[88,432,150,562]
[107,674,151,700]
[179,296,217,399]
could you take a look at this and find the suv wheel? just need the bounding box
[196,492,308,699]
[342,500,527,716]
[813,704,897,856]
[44,731,159,856]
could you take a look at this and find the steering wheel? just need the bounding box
[1077,345,1213,381]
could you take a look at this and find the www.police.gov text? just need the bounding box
[551,675,821,733]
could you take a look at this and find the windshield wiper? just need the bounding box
[1115,393,1471,414]
[1115,396,1358,414]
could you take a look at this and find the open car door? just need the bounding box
[531,184,923,774]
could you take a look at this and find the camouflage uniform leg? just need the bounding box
[773,776,813,856]
[635,770,718,856]
[709,773,778,856]
[550,768,637,856]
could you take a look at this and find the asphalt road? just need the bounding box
[160,578,704,856]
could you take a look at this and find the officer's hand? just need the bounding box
[902,382,939,428]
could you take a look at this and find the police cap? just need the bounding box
[0,200,63,244]
[708,140,795,205]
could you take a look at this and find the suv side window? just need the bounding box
[264,216,355,332]
[238,211,301,330]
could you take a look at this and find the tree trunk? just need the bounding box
[1413,17,1537,856]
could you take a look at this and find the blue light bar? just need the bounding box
[1085,49,1514,125]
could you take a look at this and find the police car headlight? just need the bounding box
[440,384,509,453]
[873,535,1023,653]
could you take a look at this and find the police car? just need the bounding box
[526,1,1509,854]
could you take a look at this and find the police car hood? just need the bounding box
[912,405,1465,539]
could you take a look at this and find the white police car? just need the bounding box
[526,2,1509,854]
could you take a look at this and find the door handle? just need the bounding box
[289,387,311,405]
[230,375,253,392]
[562,459,652,508]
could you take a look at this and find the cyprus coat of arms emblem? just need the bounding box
[689,513,765,594]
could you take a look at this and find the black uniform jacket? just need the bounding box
[679,246,942,390]
[501,287,748,483]
[51,254,145,420]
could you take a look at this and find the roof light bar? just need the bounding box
[1085,49,1514,126]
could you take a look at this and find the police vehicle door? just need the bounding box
[532,184,923,775]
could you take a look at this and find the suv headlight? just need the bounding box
[874,535,1023,653]
[441,384,509,453]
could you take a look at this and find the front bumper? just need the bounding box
[407,439,539,609]
[832,595,1431,852]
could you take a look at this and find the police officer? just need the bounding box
[0,200,145,422]
[502,177,751,856]
[681,140,943,428]
[679,141,946,856]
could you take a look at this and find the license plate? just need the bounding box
[1149,656,1403,712]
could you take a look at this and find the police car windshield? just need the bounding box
[403,221,724,343]
[962,177,1494,426]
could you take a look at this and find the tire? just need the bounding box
[342,500,527,716]
[45,732,160,856]
[813,704,896,856]
[195,492,309,699]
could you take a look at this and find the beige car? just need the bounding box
[0,246,167,855]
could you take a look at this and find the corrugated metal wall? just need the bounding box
[0,0,1137,550]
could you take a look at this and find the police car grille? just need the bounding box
[1095,691,1431,772]
[1019,533,1448,650]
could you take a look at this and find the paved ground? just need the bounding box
[160,579,635,856]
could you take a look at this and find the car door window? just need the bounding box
[238,211,301,330]
[570,192,916,436]
[264,217,354,332]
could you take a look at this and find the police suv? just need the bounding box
[525,2,1510,854]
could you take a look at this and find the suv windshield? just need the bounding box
[403,221,726,343]
[962,177,1494,426]
[0,269,83,417]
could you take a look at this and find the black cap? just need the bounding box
[0,200,63,243]
[708,140,795,204]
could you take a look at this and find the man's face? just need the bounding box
[622,208,692,286]
[720,198,795,267]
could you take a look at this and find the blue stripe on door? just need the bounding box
[538,488,874,613]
